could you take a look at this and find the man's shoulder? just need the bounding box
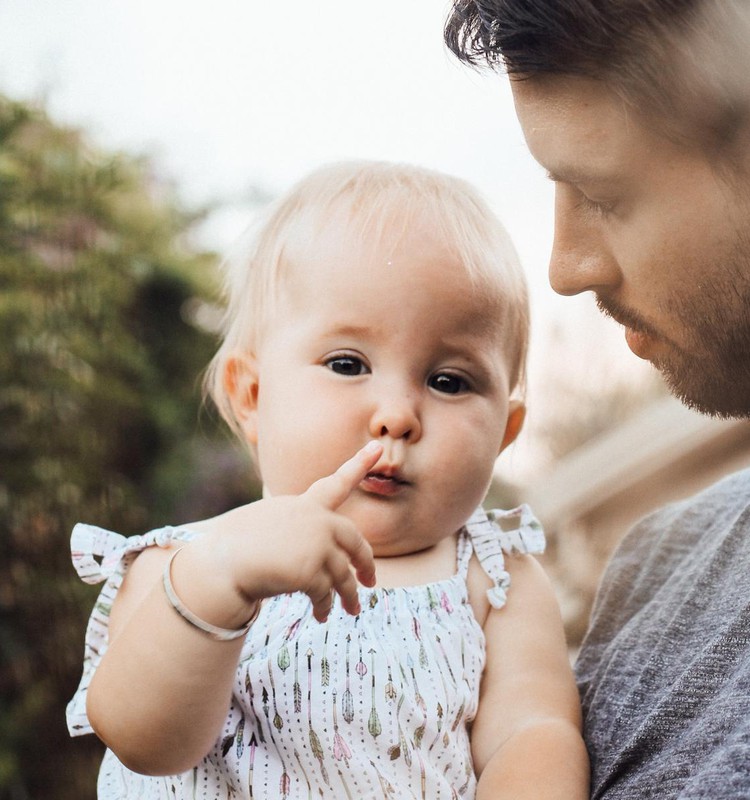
[580,465,750,662]
[627,465,750,548]
[577,465,750,800]
[663,464,750,510]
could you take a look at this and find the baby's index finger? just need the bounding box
[306,441,383,510]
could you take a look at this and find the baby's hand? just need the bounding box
[216,441,382,622]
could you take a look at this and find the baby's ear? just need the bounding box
[499,400,525,454]
[223,354,260,444]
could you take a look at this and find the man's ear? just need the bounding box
[499,400,525,454]
[223,354,260,444]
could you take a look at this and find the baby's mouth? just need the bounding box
[361,471,410,496]
[367,471,408,484]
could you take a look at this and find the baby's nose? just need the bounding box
[368,398,421,442]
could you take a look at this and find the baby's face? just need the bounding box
[240,210,521,556]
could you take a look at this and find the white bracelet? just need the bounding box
[162,547,260,641]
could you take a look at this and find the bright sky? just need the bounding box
[0,0,651,476]
[0,1,558,290]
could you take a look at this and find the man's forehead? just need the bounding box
[511,75,647,178]
[511,74,626,136]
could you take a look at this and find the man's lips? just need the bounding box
[624,326,656,359]
[596,296,659,361]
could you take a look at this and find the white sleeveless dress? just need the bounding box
[67,505,544,799]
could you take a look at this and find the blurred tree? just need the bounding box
[0,95,255,799]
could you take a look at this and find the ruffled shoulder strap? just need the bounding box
[462,504,545,610]
[70,522,191,584]
[66,523,196,737]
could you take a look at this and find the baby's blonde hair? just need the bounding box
[205,160,529,437]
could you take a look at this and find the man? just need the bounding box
[445,2,750,798]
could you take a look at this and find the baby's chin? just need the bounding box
[367,536,417,559]
[344,515,402,557]
[339,509,413,558]
[348,511,455,561]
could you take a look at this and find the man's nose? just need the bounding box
[549,184,621,296]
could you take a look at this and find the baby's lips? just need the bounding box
[366,460,409,484]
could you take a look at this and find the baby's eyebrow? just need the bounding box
[325,323,377,338]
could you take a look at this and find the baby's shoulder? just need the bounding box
[467,550,550,627]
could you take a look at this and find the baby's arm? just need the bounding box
[470,554,589,799]
[85,442,381,776]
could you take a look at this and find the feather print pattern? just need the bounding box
[67,507,545,799]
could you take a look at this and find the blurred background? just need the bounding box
[2,1,750,797]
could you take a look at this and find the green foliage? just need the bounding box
[0,95,253,799]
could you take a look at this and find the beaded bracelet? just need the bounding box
[162,547,260,641]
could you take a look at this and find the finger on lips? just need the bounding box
[298,442,383,621]
[308,441,384,509]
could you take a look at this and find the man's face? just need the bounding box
[512,75,750,418]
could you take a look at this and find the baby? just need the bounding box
[68,161,588,799]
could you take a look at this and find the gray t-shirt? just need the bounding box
[576,467,750,799]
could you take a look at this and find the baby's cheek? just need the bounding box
[440,469,489,518]
[454,450,498,502]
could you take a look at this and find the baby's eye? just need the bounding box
[429,373,470,395]
[325,356,369,376]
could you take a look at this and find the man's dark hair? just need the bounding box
[445,0,750,155]
[444,0,699,76]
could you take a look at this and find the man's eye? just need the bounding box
[575,192,617,219]
[325,356,368,376]
[429,373,469,394]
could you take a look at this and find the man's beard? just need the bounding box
[652,329,750,419]
[596,276,750,420]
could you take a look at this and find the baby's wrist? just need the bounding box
[167,540,261,634]
[164,548,260,640]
